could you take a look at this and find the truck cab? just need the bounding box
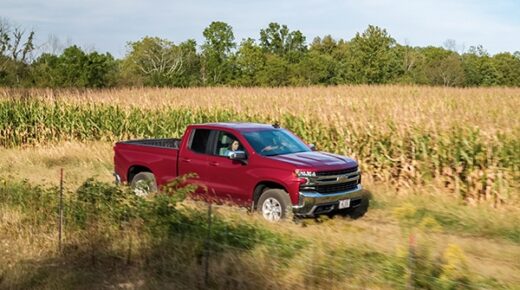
[114,123,368,221]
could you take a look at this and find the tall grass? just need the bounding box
[2,86,519,135]
[1,97,518,203]
[2,177,512,289]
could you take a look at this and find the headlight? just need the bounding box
[295,169,316,177]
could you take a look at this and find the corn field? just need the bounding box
[0,86,519,204]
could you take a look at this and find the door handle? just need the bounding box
[180,158,191,163]
[209,161,219,166]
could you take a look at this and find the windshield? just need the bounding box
[243,129,311,156]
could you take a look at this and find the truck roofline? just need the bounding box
[190,122,278,132]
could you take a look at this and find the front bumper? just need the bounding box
[292,185,367,216]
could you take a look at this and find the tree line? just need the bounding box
[1,19,520,88]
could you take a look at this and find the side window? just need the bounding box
[189,129,211,154]
[214,131,244,156]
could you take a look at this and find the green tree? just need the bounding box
[393,44,424,84]
[255,54,289,86]
[345,25,400,84]
[492,52,520,86]
[291,35,338,85]
[259,22,306,60]
[83,51,118,88]
[462,46,498,86]
[56,45,89,86]
[461,47,484,86]
[309,35,337,55]
[31,53,61,87]
[176,39,201,87]
[291,49,336,85]
[31,45,117,88]
[201,21,235,85]
[325,39,352,84]
[417,46,465,86]
[234,38,266,86]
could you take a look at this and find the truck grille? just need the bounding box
[300,166,361,194]
[315,180,358,194]
[316,166,358,176]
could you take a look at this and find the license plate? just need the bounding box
[339,199,351,209]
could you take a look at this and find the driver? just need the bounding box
[261,136,287,153]
[223,139,240,156]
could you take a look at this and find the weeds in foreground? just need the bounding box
[1,177,513,289]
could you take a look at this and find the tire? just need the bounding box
[130,172,157,197]
[257,189,292,222]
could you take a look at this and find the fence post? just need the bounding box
[58,168,64,253]
[204,202,212,287]
[407,233,416,290]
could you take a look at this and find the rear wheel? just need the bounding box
[130,172,157,197]
[257,189,292,222]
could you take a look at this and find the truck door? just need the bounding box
[205,130,252,205]
[177,128,216,199]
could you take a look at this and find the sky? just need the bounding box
[1,0,519,58]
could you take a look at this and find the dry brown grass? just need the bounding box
[213,191,520,286]
[1,141,519,288]
[0,141,113,189]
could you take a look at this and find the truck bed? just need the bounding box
[114,138,181,185]
[117,138,181,149]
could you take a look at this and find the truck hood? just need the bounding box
[267,151,357,171]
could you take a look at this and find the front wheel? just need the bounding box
[257,189,292,222]
[130,172,157,197]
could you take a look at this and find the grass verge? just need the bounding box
[1,177,519,289]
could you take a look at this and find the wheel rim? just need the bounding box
[262,197,282,222]
[133,179,150,197]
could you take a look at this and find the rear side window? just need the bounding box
[189,129,211,154]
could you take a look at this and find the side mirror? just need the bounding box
[309,144,317,151]
[228,150,247,161]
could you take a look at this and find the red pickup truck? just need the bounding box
[114,123,368,221]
